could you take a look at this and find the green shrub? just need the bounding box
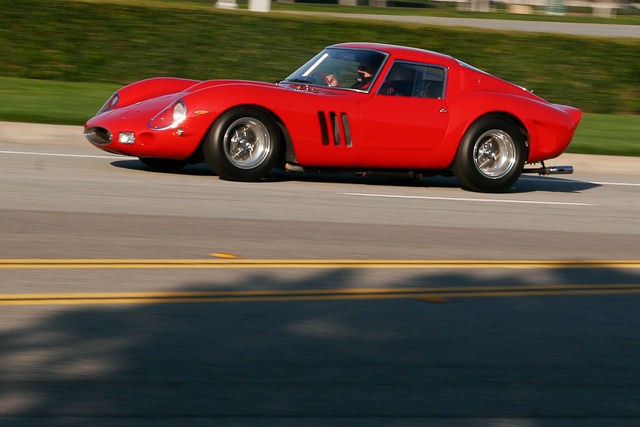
[1,0,639,113]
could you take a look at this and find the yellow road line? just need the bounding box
[1,259,640,269]
[2,284,640,306]
[4,283,640,299]
[209,253,240,259]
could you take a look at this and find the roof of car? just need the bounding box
[331,43,459,68]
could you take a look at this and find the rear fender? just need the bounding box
[443,92,577,166]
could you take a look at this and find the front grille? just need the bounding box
[84,126,112,146]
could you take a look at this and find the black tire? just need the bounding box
[203,107,280,181]
[138,157,188,172]
[452,116,526,192]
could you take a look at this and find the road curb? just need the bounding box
[2,121,639,176]
[1,121,87,147]
[555,152,640,177]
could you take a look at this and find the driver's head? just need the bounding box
[357,53,382,75]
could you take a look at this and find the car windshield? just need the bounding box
[284,48,386,92]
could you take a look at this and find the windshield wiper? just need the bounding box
[285,78,313,84]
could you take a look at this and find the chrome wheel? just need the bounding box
[472,129,517,179]
[223,118,271,170]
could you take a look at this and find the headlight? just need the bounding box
[118,132,136,144]
[148,99,187,130]
[98,93,119,114]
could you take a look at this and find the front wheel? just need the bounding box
[452,116,526,192]
[203,107,280,181]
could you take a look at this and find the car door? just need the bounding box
[357,61,450,162]
[276,84,364,167]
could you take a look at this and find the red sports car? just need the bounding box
[84,42,581,192]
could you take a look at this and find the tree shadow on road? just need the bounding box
[2,267,640,423]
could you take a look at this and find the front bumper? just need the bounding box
[84,111,206,159]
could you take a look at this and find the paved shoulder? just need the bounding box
[0,121,86,147]
[2,121,639,176]
[279,11,640,38]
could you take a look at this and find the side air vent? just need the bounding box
[318,111,353,148]
[318,111,329,146]
[329,112,340,146]
[341,113,352,147]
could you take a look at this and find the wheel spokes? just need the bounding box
[473,130,516,179]
[223,118,271,169]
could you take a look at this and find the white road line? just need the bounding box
[591,181,640,187]
[0,150,133,159]
[2,150,638,189]
[342,192,593,206]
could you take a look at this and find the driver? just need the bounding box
[326,55,378,90]
[351,58,376,89]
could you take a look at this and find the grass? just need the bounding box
[0,77,120,125]
[571,113,640,156]
[1,0,639,115]
[0,0,638,156]
[1,77,638,156]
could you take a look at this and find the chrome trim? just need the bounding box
[84,126,113,146]
[473,129,517,179]
[341,113,353,147]
[223,117,272,170]
[546,165,573,174]
[97,93,119,115]
[376,59,448,99]
[147,99,187,130]
[523,163,574,175]
[330,112,340,146]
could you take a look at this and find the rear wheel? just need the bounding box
[452,116,526,192]
[203,107,280,181]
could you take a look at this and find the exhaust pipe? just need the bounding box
[523,162,573,175]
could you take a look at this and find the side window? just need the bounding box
[379,62,445,99]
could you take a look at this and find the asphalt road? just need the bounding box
[1,122,640,425]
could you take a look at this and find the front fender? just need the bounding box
[112,77,200,110]
[181,83,341,165]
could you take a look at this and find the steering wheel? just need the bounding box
[310,71,331,86]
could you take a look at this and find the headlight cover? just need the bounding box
[148,99,187,130]
[97,93,119,115]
